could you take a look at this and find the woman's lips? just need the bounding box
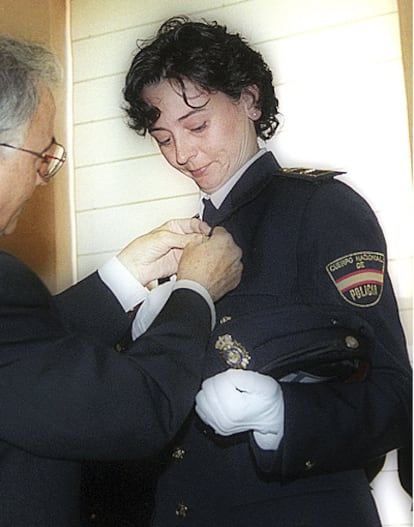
[189,163,210,178]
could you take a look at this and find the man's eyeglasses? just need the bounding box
[0,138,66,180]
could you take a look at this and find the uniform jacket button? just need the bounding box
[171,446,186,461]
[176,502,189,518]
[305,460,316,471]
[345,335,359,349]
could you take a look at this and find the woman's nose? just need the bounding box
[175,138,196,166]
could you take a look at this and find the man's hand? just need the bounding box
[195,369,284,450]
[176,226,243,302]
[117,218,210,286]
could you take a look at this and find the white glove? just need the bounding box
[195,369,284,450]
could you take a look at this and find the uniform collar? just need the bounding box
[200,151,282,226]
[200,149,267,210]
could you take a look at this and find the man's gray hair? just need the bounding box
[0,36,61,146]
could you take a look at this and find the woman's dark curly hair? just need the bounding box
[123,16,279,140]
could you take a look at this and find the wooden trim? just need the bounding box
[0,0,73,293]
[397,0,413,167]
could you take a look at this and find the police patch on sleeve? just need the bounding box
[326,252,385,307]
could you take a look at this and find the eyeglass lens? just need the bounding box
[40,142,66,179]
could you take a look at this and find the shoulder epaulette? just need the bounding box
[280,167,345,181]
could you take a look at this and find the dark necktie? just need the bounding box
[202,197,219,226]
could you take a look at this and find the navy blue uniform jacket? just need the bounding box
[150,152,411,526]
[0,251,211,526]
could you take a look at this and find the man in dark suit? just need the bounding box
[0,35,242,526]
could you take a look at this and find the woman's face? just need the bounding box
[143,79,260,194]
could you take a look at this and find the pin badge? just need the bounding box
[215,334,251,369]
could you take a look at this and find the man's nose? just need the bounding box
[36,171,49,186]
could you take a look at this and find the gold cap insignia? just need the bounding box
[215,334,251,369]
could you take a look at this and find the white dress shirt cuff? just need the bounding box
[131,279,216,340]
[98,256,148,312]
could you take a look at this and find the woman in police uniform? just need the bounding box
[87,16,411,526]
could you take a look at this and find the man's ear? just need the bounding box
[240,85,262,120]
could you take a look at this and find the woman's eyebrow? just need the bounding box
[149,108,207,132]
[178,108,206,122]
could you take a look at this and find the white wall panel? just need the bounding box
[399,307,413,357]
[75,155,197,211]
[74,117,155,167]
[73,0,400,82]
[71,0,238,40]
[72,26,155,82]
[377,207,414,260]
[257,14,401,84]
[77,251,117,281]
[76,194,198,255]
[71,0,398,43]
[388,258,414,311]
[203,0,398,45]
[74,74,125,123]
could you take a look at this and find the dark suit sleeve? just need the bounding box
[55,272,132,344]
[0,253,211,461]
[252,181,412,478]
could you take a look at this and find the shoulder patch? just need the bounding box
[326,251,385,307]
[281,167,345,181]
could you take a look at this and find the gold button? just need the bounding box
[305,460,316,471]
[345,336,359,349]
[176,502,189,518]
[172,446,185,461]
[220,315,232,325]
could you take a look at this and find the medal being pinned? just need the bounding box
[215,334,251,369]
